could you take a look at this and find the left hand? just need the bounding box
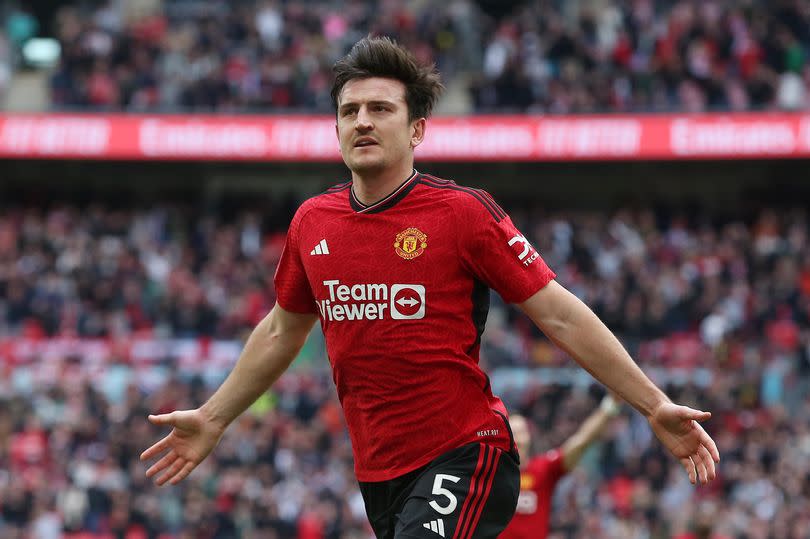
[647,402,720,485]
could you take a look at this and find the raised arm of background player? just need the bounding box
[519,281,720,484]
[559,394,621,471]
[140,305,317,485]
[512,394,620,473]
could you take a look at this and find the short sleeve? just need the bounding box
[273,205,317,314]
[458,191,555,303]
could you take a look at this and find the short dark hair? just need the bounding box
[331,36,445,122]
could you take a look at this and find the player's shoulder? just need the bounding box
[295,181,352,217]
[416,172,506,222]
[311,180,353,205]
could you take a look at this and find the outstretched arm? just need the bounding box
[140,304,318,485]
[198,304,317,427]
[519,280,719,484]
[561,395,621,472]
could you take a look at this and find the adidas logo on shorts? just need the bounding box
[422,518,445,537]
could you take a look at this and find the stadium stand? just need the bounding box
[22,0,810,113]
[2,201,810,537]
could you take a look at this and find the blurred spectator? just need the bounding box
[0,29,11,103]
[4,3,38,52]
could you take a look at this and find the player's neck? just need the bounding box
[351,162,416,206]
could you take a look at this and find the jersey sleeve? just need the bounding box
[273,204,317,314]
[457,190,555,303]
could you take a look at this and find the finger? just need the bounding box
[148,412,176,426]
[694,452,708,485]
[169,460,197,485]
[156,457,187,486]
[698,445,716,482]
[678,407,711,422]
[696,423,721,462]
[140,435,172,461]
[145,450,177,478]
[681,457,696,484]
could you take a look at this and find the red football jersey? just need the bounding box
[499,450,566,539]
[274,171,556,481]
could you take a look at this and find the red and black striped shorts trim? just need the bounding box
[452,444,503,539]
[359,442,520,539]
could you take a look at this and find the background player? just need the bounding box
[140,36,719,539]
[500,394,622,539]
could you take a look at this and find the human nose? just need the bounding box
[355,106,373,131]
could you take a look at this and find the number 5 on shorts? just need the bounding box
[429,474,461,515]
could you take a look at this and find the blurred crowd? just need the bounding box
[2,201,809,349]
[3,0,803,113]
[0,368,369,539]
[1,198,810,537]
[472,0,810,112]
[45,0,468,112]
[0,200,297,340]
[485,205,810,371]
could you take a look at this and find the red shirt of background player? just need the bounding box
[498,449,565,539]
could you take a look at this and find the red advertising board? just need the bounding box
[1,112,809,161]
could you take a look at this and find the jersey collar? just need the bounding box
[349,169,419,214]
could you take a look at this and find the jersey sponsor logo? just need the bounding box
[394,227,427,260]
[391,284,425,319]
[476,429,500,437]
[317,280,425,321]
[508,234,539,266]
[519,473,535,490]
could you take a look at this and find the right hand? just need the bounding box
[140,409,225,486]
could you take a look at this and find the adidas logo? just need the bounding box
[422,519,445,537]
[310,239,330,255]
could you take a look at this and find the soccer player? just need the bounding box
[499,394,622,539]
[140,37,719,539]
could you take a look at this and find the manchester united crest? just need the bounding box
[394,227,427,260]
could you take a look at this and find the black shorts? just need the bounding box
[359,443,520,539]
